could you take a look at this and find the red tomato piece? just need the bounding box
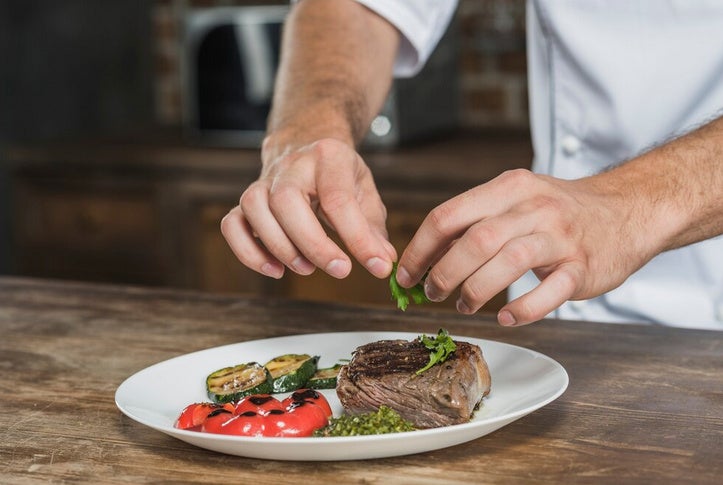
[288,401,329,432]
[177,389,333,437]
[200,407,236,434]
[213,413,268,437]
[263,409,308,437]
[283,389,333,418]
[276,389,331,437]
[175,402,234,430]
[234,394,284,416]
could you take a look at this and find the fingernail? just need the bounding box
[291,256,315,275]
[498,310,517,326]
[424,280,444,302]
[383,240,398,260]
[365,257,391,278]
[456,299,472,314]
[395,265,412,286]
[326,258,351,279]
[260,262,283,279]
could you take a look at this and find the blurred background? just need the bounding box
[0,0,530,311]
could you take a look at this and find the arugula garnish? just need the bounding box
[389,262,430,311]
[416,328,457,375]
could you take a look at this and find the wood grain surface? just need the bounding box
[1,277,721,484]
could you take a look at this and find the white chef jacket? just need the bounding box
[352,0,723,330]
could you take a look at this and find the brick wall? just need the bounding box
[152,0,528,131]
[457,0,527,128]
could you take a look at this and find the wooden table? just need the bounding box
[1,277,721,483]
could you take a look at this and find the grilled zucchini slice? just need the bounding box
[307,364,343,389]
[206,362,272,403]
[264,354,318,393]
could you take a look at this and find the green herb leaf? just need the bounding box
[416,328,456,375]
[389,262,430,311]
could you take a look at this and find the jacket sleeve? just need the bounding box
[291,0,458,77]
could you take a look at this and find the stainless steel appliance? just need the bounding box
[183,5,458,148]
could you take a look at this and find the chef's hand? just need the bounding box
[395,169,654,326]
[221,137,397,281]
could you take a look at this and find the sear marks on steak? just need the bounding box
[336,338,491,428]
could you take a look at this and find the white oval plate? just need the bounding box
[115,331,568,461]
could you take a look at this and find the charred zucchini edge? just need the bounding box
[264,354,319,393]
[307,364,343,389]
[206,362,273,403]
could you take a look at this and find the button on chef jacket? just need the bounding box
[352,0,723,330]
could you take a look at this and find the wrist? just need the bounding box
[262,116,357,166]
[590,147,699,263]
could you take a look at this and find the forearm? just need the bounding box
[592,114,723,262]
[264,0,399,160]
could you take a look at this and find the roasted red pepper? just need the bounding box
[283,388,333,417]
[174,389,332,437]
[234,394,284,416]
[175,402,235,431]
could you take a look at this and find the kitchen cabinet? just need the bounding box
[5,130,531,313]
[13,179,160,285]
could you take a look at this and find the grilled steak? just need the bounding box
[336,338,491,428]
